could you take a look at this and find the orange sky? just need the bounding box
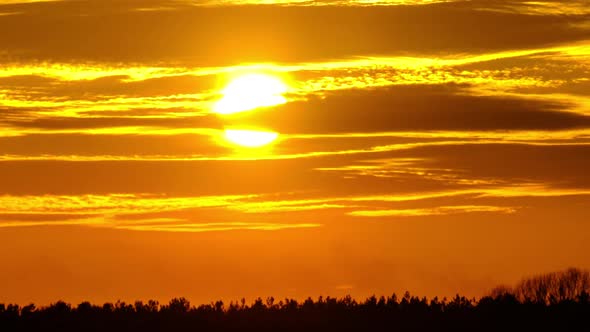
[0,0,589,305]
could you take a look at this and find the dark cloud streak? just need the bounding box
[0,0,588,65]
[234,85,590,133]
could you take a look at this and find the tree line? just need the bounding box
[1,267,588,331]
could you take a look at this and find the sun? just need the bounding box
[223,129,279,148]
[213,73,288,115]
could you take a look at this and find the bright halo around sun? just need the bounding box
[224,129,279,148]
[213,73,288,115]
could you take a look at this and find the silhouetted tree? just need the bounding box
[514,267,590,304]
[163,297,190,313]
[0,268,588,332]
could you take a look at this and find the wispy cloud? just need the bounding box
[1,184,588,230]
[0,216,321,232]
[0,193,253,214]
[114,221,321,233]
[348,205,518,217]
[2,41,589,142]
[194,0,460,6]
[473,0,590,15]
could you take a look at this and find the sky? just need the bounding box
[0,0,589,305]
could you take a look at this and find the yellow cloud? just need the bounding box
[0,184,588,230]
[1,41,588,132]
[229,201,353,213]
[0,0,57,3]
[1,134,589,162]
[348,205,518,217]
[114,222,321,233]
[0,193,254,214]
[186,0,459,6]
[0,216,321,233]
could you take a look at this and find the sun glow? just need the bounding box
[213,73,288,114]
[224,129,279,148]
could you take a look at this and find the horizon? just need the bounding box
[2,266,589,307]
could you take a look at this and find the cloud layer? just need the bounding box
[0,0,589,305]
